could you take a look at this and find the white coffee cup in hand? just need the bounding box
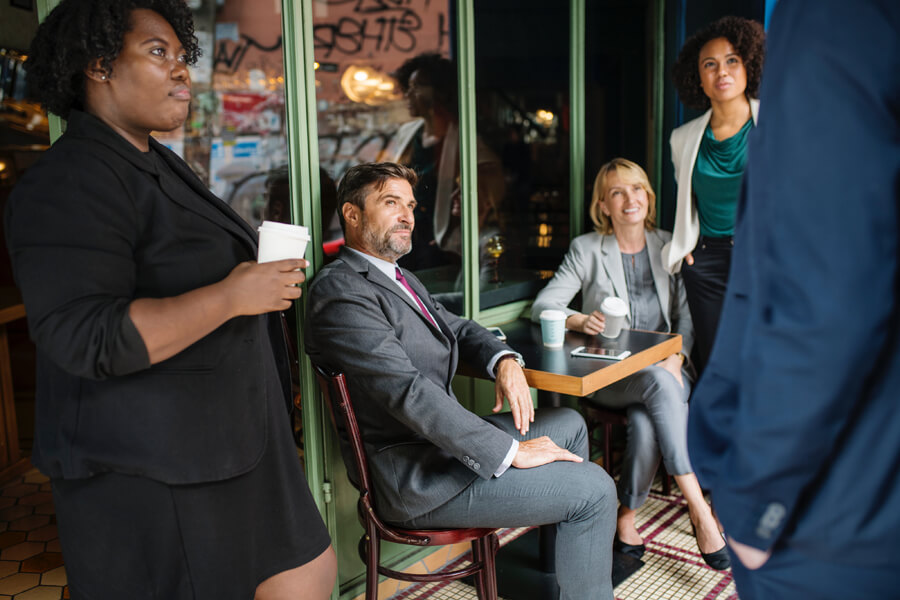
[599,296,628,338]
[257,220,310,263]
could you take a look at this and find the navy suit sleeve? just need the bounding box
[695,0,900,550]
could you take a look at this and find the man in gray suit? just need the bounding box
[305,162,616,600]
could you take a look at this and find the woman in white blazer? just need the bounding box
[661,17,766,372]
[532,158,729,570]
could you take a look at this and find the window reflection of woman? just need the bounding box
[383,53,504,272]
[7,1,336,597]
[532,159,730,570]
[662,16,766,372]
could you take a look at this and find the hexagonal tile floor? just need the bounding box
[0,469,67,600]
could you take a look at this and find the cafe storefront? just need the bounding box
[25,0,766,597]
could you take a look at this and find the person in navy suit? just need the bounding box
[687,1,900,598]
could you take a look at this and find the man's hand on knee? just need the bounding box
[511,436,583,469]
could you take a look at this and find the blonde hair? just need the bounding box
[589,158,657,234]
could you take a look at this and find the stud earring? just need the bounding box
[100,75,107,80]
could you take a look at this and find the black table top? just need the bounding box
[500,319,681,396]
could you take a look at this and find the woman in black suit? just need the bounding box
[5,1,335,598]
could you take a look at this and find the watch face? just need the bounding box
[498,354,524,371]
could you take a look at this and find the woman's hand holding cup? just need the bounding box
[566,311,606,335]
[223,259,307,316]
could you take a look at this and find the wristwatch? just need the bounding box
[496,353,525,372]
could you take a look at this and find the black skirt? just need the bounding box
[51,361,331,600]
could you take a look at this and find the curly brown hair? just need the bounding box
[672,16,765,111]
[26,0,199,118]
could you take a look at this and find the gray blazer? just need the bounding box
[305,247,515,523]
[531,230,693,356]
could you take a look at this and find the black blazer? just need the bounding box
[5,110,292,484]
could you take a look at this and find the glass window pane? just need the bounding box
[312,1,467,313]
[473,0,570,310]
[151,0,290,232]
[585,1,654,217]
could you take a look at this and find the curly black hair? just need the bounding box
[26,0,200,118]
[391,52,457,113]
[672,16,765,111]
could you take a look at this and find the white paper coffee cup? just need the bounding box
[539,309,567,348]
[257,220,310,263]
[600,296,628,338]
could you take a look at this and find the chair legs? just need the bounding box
[584,402,674,496]
[661,472,672,495]
[363,530,498,600]
[364,523,380,600]
[472,533,499,600]
[602,422,613,473]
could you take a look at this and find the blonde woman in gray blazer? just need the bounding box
[532,158,729,570]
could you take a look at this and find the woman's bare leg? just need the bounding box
[674,473,725,554]
[616,504,643,545]
[255,545,337,600]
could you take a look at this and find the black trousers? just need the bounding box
[680,235,733,374]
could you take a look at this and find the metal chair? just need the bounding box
[313,364,499,600]
[579,400,672,496]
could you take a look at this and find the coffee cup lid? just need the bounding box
[539,309,567,320]
[258,220,310,239]
[600,296,628,316]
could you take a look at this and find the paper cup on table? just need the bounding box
[257,220,310,263]
[539,309,567,348]
[600,296,628,338]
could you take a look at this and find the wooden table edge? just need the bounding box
[521,333,682,396]
[580,334,682,395]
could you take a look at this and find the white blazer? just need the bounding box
[661,98,760,274]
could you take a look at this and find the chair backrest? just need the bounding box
[312,364,374,498]
[312,364,428,545]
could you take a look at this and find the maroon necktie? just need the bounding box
[395,267,438,329]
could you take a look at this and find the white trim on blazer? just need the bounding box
[661,98,760,274]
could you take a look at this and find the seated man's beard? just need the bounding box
[364,222,413,260]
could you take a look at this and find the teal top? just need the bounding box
[692,118,753,237]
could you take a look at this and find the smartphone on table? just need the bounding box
[570,346,631,360]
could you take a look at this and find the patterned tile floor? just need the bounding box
[0,470,735,600]
[392,485,737,600]
[0,470,67,600]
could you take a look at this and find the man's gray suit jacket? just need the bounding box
[305,247,515,523]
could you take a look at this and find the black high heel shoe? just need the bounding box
[614,536,645,560]
[691,524,731,570]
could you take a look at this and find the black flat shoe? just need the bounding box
[692,526,731,570]
[699,544,731,570]
[614,536,645,560]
